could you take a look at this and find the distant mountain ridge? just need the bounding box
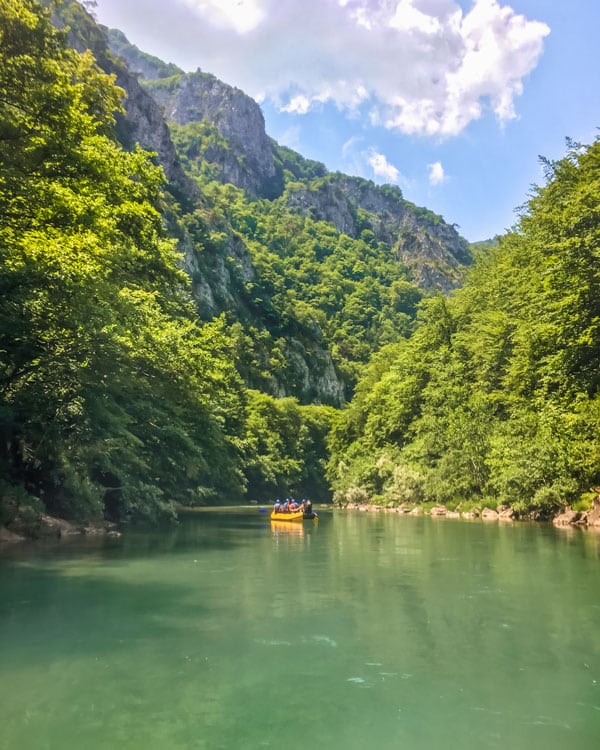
[106,28,184,81]
[102,25,470,288]
[50,2,473,406]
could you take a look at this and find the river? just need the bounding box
[1,508,599,749]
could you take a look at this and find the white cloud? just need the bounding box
[282,94,312,115]
[389,0,443,34]
[101,0,550,138]
[183,0,265,33]
[339,140,405,185]
[368,150,401,183]
[428,161,446,184]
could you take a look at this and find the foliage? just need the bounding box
[470,236,501,254]
[192,179,423,399]
[272,142,327,182]
[329,138,600,517]
[242,391,335,502]
[168,120,231,183]
[0,0,246,522]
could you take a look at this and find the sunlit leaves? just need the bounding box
[329,137,600,514]
[0,0,246,521]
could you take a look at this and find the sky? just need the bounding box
[91,0,600,241]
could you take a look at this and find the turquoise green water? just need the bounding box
[1,509,599,750]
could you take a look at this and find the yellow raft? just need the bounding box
[270,510,304,522]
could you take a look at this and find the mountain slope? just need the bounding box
[51,4,472,406]
[145,70,284,200]
[133,55,471,293]
[282,172,471,290]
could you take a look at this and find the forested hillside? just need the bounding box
[1,0,597,533]
[0,0,333,530]
[329,139,600,518]
[50,1,472,408]
[107,34,471,403]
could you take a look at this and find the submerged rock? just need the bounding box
[552,510,580,526]
[481,507,499,520]
[0,525,26,544]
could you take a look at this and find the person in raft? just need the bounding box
[289,499,299,511]
[274,499,281,512]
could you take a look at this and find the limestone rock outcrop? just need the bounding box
[143,71,284,200]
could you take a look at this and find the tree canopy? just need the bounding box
[2,0,597,529]
[329,138,600,517]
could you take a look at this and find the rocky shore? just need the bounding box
[0,515,122,544]
[339,499,600,530]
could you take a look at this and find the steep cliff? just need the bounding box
[51,1,196,203]
[284,174,471,290]
[106,30,470,292]
[50,3,471,406]
[145,72,284,200]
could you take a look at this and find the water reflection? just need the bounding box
[0,509,599,750]
[270,520,305,537]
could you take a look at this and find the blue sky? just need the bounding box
[92,0,599,241]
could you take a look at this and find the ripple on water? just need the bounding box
[304,634,337,647]
[525,715,572,730]
[347,677,368,686]
[254,638,293,647]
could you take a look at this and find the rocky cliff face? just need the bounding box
[52,2,197,203]
[143,72,284,200]
[178,219,346,406]
[111,70,197,202]
[103,26,471,292]
[285,175,471,291]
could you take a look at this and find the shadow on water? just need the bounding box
[0,506,273,564]
[0,563,213,671]
[0,508,281,671]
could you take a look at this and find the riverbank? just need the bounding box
[0,515,122,544]
[338,500,600,530]
[3,497,600,546]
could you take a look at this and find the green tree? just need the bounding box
[0,0,246,524]
[329,138,600,516]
